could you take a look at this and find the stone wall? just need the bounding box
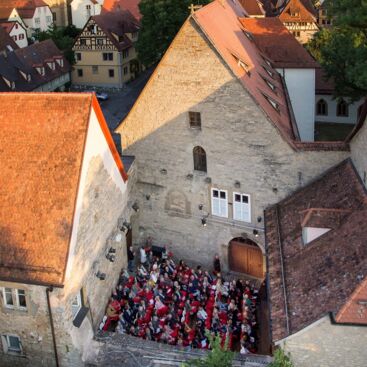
[117,18,349,271]
[350,116,367,187]
[278,316,367,367]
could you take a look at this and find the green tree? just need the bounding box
[136,0,211,66]
[34,25,81,64]
[306,0,367,101]
[182,333,234,367]
[268,348,294,367]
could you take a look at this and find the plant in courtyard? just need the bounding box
[268,347,294,367]
[182,332,234,367]
[306,0,367,101]
[136,0,212,66]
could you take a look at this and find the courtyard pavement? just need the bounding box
[99,68,153,131]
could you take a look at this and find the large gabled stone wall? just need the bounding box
[117,18,348,270]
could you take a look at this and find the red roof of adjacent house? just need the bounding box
[238,0,265,16]
[0,0,48,20]
[102,0,141,21]
[265,159,367,341]
[0,93,127,286]
[279,0,317,22]
[240,17,318,68]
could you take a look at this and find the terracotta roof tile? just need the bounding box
[279,0,317,22]
[265,159,367,341]
[238,0,265,16]
[0,0,48,20]
[102,0,141,21]
[240,17,318,68]
[0,93,93,286]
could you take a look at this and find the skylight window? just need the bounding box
[263,94,280,112]
[242,30,253,41]
[263,66,274,78]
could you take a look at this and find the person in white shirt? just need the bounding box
[140,246,147,265]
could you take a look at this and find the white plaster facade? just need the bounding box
[33,73,71,91]
[350,114,367,187]
[7,22,28,48]
[71,0,103,29]
[8,5,54,37]
[277,68,315,142]
[315,94,364,125]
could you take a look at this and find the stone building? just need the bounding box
[72,10,141,88]
[0,93,135,366]
[116,0,349,279]
[265,108,367,367]
[43,0,70,26]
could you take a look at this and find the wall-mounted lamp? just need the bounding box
[146,194,151,201]
[186,173,194,180]
[106,254,116,263]
[201,218,207,227]
[234,180,241,188]
[204,177,212,184]
[118,218,128,232]
[198,204,203,210]
[96,271,106,280]
[108,247,116,254]
[272,187,278,193]
[257,216,262,223]
[132,202,139,212]
[123,221,131,230]
[253,229,259,238]
[160,168,167,175]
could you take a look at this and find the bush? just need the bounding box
[268,347,294,367]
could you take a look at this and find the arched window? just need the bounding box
[193,146,207,172]
[316,99,328,116]
[337,99,349,117]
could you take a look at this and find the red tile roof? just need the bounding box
[279,0,317,22]
[102,0,141,21]
[265,159,367,341]
[240,17,318,68]
[193,0,297,147]
[0,0,48,20]
[238,0,265,16]
[0,93,127,286]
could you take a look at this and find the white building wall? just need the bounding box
[30,6,54,32]
[71,0,103,29]
[278,68,315,142]
[9,24,28,48]
[315,94,364,124]
[350,114,367,187]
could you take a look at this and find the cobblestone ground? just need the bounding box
[86,332,272,367]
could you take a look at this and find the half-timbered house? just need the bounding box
[72,9,141,88]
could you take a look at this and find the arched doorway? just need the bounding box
[229,237,264,278]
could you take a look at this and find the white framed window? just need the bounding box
[1,334,22,355]
[2,288,27,310]
[211,188,228,218]
[71,291,82,320]
[233,192,251,222]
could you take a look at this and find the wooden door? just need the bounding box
[229,240,263,278]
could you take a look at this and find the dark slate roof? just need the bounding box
[265,159,367,341]
[92,10,140,51]
[0,39,70,92]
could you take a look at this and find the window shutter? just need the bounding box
[233,193,242,220]
[212,190,220,216]
[242,195,250,222]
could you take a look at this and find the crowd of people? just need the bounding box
[99,246,259,354]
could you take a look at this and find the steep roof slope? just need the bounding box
[240,17,318,68]
[238,0,265,16]
[265,159,367,341]
[0,0,48,20]
[102,0,141,21]
[0,25,18,51]
[279,0,317,22]
[92,10,140,51]
[0,93,93,286]
[193,0,297,145]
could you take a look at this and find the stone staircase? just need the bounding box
[87,332,272,367]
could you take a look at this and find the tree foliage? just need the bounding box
[307,0,367,101]
[182,333,234,367]
[136,0,211,66]
[268,348,294,367]
[34,25,81,64]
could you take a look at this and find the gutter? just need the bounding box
[275,204,290,335]
[46,286,60,367]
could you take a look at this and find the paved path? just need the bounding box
[100,68,153,131]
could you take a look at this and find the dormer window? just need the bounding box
[242,30,253,41]
[260,75,276,92]
[36,67,45,76]
[19,70,31,82]
[55,58,64,67]
[2,77,15,90]
[302,227,330,245]
[47,62,55,70]
[263,66,274,78]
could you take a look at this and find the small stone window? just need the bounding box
[77,68,83,77]
[189,111,201,129]
[1,334,23,356]
[337,99,349,117]
[1,288,27,310]
[193,146,207,172]
[109,69,115,78]
[316,99,328,116]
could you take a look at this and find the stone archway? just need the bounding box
[228,237,264,278]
